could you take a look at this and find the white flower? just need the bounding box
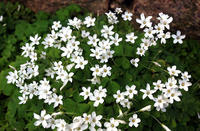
[154,95,169,111]
[126,32,138,44]
[21,43,34,57]
[80,87,93,100]
[91,64,101,77]
[104,118,119,131]
[60,46,73,58]
[128,114,141,127]
[115,8,122,14]
[124,85,138,99]
[62,72,74,84]
[74,57,88,69]
[167,65,181,76]
[172,30,185,44]
[120,99,132,109]
[55,119,71,131]
[165,77,178,89]
[89,76,101,85]
[109,33,122,46]
[113,90,125,103]
[158,32,171,44]
[18,94,28,104]
[68,38,80,51]
[90,47,101,59]
[136,13,152,28]
[178,79,192,91]
[136,47,145,56]
[181,71,191,81]
[122,11,133,21]
[53,61,63,71]
[130,58,140,67]
[168,89,182,104]
[101,64,111,77]
[52,21,62,31]
[6,70,18,84]
[30,34,41,45]
[157,12,173,30]
[68,17,82,29]
[72,116,88,130]
[153,80,165,91]
[105,11,119,24]
[34,110,51,128]
[87,34,99,46]
[90,112,102,127]
[84,16,96,27]
[42,36,55,48]
[144,27,156,38]
[90,91,104,107]
[59,26,72,42]
[81,30,90,38]
[154,23,164,33]
[82,113,91,124]
[53,94,63,107]
[140,84,155,100]
[101,25,114,38]
[94,86,107,98]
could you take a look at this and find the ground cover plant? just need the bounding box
[0,2,200,131]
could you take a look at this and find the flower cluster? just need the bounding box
[6,7,191,131]
[135,13,185,57]
[80,86,107,107]
[113,85,137,109]
[140,66,192,112]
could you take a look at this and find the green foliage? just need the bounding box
[0,1,200,131]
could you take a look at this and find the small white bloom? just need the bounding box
[30,34,41,45]
[115,8,122,14]
[101,25,114,39]
[124,85,138,99]
[52,21,62,31]
[136,47,145,56]
[140,84,155,100]
[90,91,104,107]
[34,110,51,128]
[113,90,125,103]
[122,11,133,21]
[90,112,102,127]
[130,58,140,67]
[87,34,99,46]
[181,71,191,81]
[68,17,82,29]
[18,94,28,104]
[158,32,171,44]
[80,87,93,100]
[104,118,119,131]
[178,79,192,91]
[128,114,141,127]
[81,30,90,38]
[172,30,185,44]
[109,33,122,46]
[167,65,181,76]
[101,64,111,77]
[126,32,138,44]
[153,80,165,91]
[84,16,96,27]
[136,13,152,28]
